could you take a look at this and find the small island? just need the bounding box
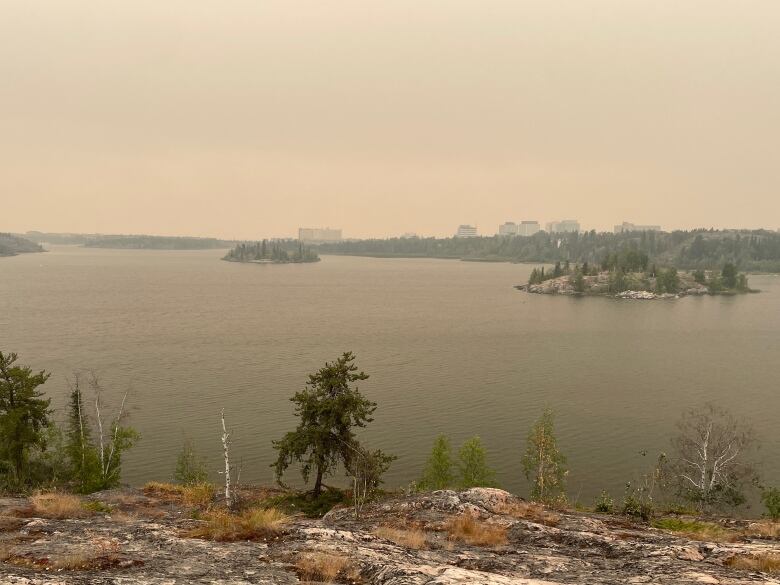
[517,257,756,300]
[223,239,320,264]
[0,233,45,257]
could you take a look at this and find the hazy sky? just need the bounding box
[2,1,779,239]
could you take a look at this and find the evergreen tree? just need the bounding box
[457,436,497,488]
[722,262,738,289]
[272,352,378,496]
[0,352,51,484]
[174,438,209,485]
[65,375,100,492]
[418,434,455,490]
[522,409,567,504]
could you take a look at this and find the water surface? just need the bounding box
[1,246,778,504]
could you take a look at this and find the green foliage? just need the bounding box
[264,488,348,518]
[82,500,113,514]
[656,268,679,294]
[761,487,780,521]
[721,262,738,289]
[0,351,52,487]
[621,482,654,521]
[418,435,455,490]
[608,270,628,293]
[175,439,209,486]
[65,373,139,493]
[319,229,780,273]
[572,271,586,293]
[522,409,567,504]
[224,239,319,263]
[457,436,497,489]
[272,352,379,497]
[692,269,707,284]
[594,490,614,513]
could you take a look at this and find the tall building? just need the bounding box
[298,227,342,243]
[546,220,580,233]
[614,222,662,234]
[498,222,518,236]
[518,221,540,236]
[455,225,478,238]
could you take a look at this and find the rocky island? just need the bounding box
[517,261,756,300]
[223,240,320,264]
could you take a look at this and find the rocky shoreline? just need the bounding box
[1,487,778,584]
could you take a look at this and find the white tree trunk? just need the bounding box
[221,409,233,510]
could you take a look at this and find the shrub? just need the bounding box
[29,492,87,519]
[264,488,348,518]
[373,526,427,549]
[762,487,780,521]
[445,513,507,547]
[621,484,654,522]
[185,507,287,542]
[174,439,209,485]
[594,490,614,513]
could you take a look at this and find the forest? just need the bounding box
[318,230,780,272]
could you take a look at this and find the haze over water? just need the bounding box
[2,246,779,503]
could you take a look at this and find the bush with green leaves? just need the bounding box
[175,439,209,485]
[418,435,455,491]
[594,490,614,513]
[762,487,780,521]
[457,436,497,489]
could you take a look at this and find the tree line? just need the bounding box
[317,229,780,272]
[2,349,777,522]
[223,239,319,263]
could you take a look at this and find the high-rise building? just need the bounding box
[298,227,343,243]
[546,220,580,233]
[518,221,540,236]
[455,225,478,238]
[498,222,518,236]
[614,222,662,234]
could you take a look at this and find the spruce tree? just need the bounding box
[457,436,497,489]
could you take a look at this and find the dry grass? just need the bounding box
[445,513,508,547]
[373,525,428,549]
[29,492,87,519]
[185,507,287,542]
[745,521,780,540]
[726,553,780,574]
[295,551,358,583]
[142,481,214,508]
[497,501,560,527]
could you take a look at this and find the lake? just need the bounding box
[1,246,778,505]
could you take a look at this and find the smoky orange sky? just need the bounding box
[2,1,779,239]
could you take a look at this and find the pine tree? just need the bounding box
[0,352,51,484]
[522,409,567,504]
[65,375,100,492]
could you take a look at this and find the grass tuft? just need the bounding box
[497,501,560,526]
[29,492,87,519]
[726,553,780,574]
[651,517,739,543]
[295,551,357,583]
[185,507,287,542]
[373,525,427,549]
[445,513,507,547]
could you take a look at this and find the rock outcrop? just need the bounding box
[1,488,778,584]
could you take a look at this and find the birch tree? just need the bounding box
[220,409,234,510]
[671,404,757,511]
[522,409,567,505]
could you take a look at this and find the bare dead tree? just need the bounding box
[88,372,132,484]
[220,409,233,510]
[672,403,757,511]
